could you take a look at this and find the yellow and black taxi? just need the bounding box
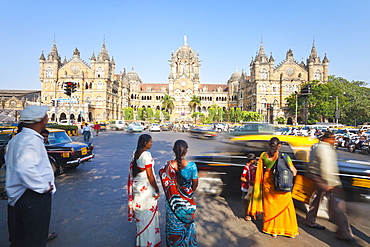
[46,128,94,174]
[191,133,370,201]
[0,127,94,175]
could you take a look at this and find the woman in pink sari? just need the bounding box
[128,134,161,247]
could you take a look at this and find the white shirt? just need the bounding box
[316,141,342,187]
[5,127,56,206]
[82,125,91,132]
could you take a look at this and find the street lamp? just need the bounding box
[295,91,298,125]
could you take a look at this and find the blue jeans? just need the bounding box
[83,131,91,142]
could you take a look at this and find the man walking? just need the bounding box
[6,105,56,247]
[303,131,355,242]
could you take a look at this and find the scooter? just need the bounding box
[361,139,370,155]
[348,136,367,153]
[334,135,350,149]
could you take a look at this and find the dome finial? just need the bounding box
[184,35,187,45]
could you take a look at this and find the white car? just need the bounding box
[149,123,161,132]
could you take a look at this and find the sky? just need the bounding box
[1,0,369,90]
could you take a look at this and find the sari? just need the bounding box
[128,151,161,247]
[248,152,299,237]
[159,161,198,246]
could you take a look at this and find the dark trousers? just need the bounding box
[12,189,51,247]
[8,204,16,243]
[304,175,353,239]
[83,131,91,142]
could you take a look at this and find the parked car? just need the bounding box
[0,128,94,175]
[149,123,161,132]
[126,123,144,133]
[110,120,126,130]
[45,128,94,174]
[190,134,370,201]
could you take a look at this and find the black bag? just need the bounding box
[272,153,294,192]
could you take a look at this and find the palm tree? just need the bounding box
[161,94,175,114]
[188,95,201,114]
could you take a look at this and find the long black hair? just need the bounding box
[132,134,152,177]
[173,139,188,187]
[267,137,280,158]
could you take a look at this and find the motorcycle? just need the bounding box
[334,135,350,149]
[348,136,368,153]
[361,139,370,155]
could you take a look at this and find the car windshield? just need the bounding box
[237,124,275,133]
[48,131,72,144]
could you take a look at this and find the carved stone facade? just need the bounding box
[39,39,328,123]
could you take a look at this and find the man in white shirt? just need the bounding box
[6,105,56,247]
[303,131,355,243]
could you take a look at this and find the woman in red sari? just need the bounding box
[248,137,299,238]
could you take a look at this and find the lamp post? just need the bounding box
[295,91,298,125]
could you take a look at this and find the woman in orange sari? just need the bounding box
[248,137,299,238]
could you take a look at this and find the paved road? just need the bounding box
[0,130,369,247]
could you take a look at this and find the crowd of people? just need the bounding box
[3,105,356,246]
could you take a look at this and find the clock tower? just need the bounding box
[168,36,201,120]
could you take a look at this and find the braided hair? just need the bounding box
[132,134,152,177]
[172,139,188,188]
[267,137,280,158]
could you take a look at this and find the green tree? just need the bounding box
[191,112,205,123]
[162,111,170,120]
[285,76,370,125]
[188,95,201,114]
[123,107,134,120]
[154,109,161,120]
[137,108,145,120]
[161,94,175,114]
[208,105,217,121]
[242,111,264,122]
[146,107,154,119]
[275,116,286,124]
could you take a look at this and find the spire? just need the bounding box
[97,42,110,61]
[269,52,274,62]
[73,47,80,57]
[39,51,45,60]
[256,42,268,63]
[48,42,60,61]
[111,56,115,65]
[63,56,67,64]
[323,53,329,63]
[308,41,319,63]
[286,49,294,60]
[90,52,96,61]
